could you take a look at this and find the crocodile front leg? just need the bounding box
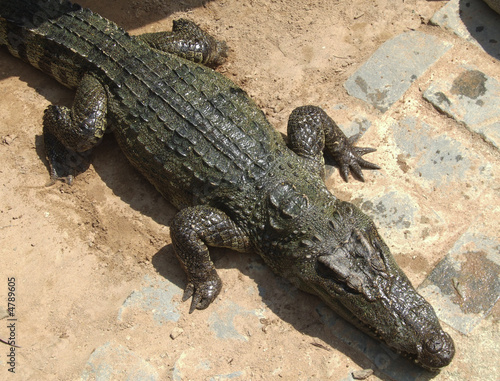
[43,73,107,184]
[171,205,252,313]
[287,105,380,182]
[137,19,228,68]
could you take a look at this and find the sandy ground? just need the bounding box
[0,0,498,380]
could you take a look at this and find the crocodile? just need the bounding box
[0,0,454,370]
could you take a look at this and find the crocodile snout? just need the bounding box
[418,330,455,369]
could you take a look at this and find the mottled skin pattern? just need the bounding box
[0,0,455,369]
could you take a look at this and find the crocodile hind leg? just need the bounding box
[287,105,380,182]
[137,19,228,68]
[43,74,107,184]
[171,205,252,313]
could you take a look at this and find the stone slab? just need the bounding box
[117,275,182,325]
[418,221,500,334]
[81,341,159,381]
[424,67,500,150]
[208,300,259,341]
[359,191,419,230]
[391,116,475,185]
[344,31,452,112]
[430,0,500,60]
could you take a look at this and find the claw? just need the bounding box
[189,292,203,314]
[182,283,195,302]
[350,162,365,182]
[44,129,91,185]
[340,165,350,183]
[354,146,377,156]
[182,273,222,313]
[357,157,381,170]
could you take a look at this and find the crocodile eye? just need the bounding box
[316,250,350,281]
[316,258,337,279]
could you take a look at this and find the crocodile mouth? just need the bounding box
[360,313,455,370]
[311,283,455,370]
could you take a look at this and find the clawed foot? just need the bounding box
[44,130,90,186]
[182,272,222,314]
[335,134,380,182]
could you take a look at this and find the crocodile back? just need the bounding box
[0,0,287,210]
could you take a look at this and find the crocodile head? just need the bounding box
[290,200,455,369]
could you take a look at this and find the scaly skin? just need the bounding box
[0,0,454,369]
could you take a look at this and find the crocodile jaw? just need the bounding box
[310,276,455,369]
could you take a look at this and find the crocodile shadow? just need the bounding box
[79,0,216,31]
[458,0,500,60]
[152,242,439,381]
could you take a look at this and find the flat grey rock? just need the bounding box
[391,116,474,184]
[360,191,419,230]
[418,222,500,335]
[117,275,182,325]
[81,342,159,380]
[344,31,452,112]
[424,67,500,150]
[484,0,500,14]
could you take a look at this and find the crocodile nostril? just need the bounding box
[419,331,455,369]
[424,334,444,354]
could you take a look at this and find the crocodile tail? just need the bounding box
[0,0,80,51]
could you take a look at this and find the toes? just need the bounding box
[44,130,91,184]
[340,165,350,183]
[329,129,382,182]
[336,146,379,182]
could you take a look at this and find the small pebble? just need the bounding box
[352,368,374,380]
[2,135,17,145]
[170,327,184,340]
